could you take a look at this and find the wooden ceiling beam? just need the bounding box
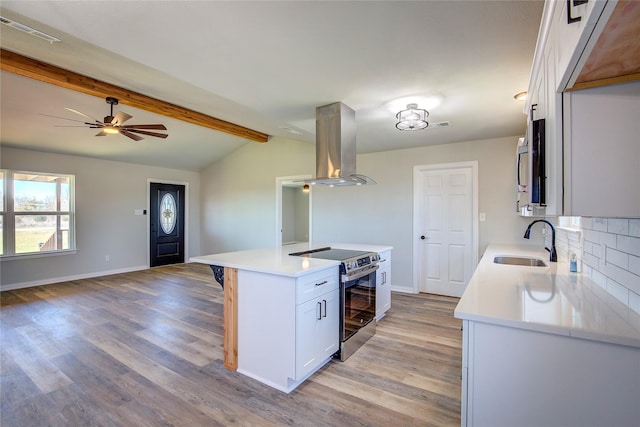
[0,49,270,143]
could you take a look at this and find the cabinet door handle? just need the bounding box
[317,301,322,320]
[322,299,327,318]
[567,0,588,24]
[315,280,328,287]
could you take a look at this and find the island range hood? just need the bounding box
[306,102,375,186]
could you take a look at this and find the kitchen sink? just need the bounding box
[493,256,547,267]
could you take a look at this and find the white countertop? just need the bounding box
[190,242,393,278]
[455,244,640,348]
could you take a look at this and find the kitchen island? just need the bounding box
[455,244,640,427]
[191,242,392,393]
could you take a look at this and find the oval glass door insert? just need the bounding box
[160,193,177,234]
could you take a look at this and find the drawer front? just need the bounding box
[296,269,339,305]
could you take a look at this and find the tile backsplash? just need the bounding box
[576,217,640,315]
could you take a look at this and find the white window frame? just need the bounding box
[0,169,77,259]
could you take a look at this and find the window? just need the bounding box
[0,170,76,258]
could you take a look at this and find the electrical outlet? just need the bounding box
[105,255,110,262]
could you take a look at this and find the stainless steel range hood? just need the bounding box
[307,102,375,186]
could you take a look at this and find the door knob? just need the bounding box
[421,235,426,240]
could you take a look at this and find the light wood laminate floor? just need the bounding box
[1,263,462,426]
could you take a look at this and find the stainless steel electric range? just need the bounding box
[290,247,380,361]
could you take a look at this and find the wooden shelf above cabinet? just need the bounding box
[570,0,640,91]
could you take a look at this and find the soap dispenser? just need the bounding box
[570,253,577,272]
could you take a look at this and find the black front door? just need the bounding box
[150,182,185,267]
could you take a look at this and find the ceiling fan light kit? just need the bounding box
[396,103,429,131]
[56,96,169,141]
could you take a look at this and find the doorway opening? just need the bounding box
[275,175,312,246]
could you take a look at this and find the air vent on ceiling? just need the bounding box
[0,16,61,43]
[429,121,450,128]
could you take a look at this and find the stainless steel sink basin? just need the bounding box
[493,256,547,267]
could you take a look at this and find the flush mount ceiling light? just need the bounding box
[396,103,429,131]
[514,91,527,101]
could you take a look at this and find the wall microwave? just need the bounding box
[516,118,546,216]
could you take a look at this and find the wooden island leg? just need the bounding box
[223,267,238,370]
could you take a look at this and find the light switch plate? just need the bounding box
[479,212,486,222]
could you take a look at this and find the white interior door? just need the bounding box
[414,162,477,297]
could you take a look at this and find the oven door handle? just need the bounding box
[342,264,379,282]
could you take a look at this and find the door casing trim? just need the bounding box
[275,175,312,246]
[147,179,189,268]
[412,161,479,294]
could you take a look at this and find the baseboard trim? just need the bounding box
[0,265,148,291]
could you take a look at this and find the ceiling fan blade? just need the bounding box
[65,107,102,124]
[111,111,133,126]
[126,129,168,139]
[120,130,144,141]
[121,124,167,130]
[54,125,97,127]
[40,113,95,125]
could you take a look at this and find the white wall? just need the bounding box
[200,137,315,254]
[312,135,543,291]
[0,147,201,289]
[200,135,542,292]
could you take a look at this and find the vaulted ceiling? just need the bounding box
[0,1,544,171]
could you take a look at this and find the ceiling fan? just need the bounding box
[48,97,168,141]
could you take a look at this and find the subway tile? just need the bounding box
[567,233,581,243]
[606,247,629,269]
[592,217,607,232]
[582,229,598,245]
[614,267,640,295]
[582,252,600,270]
[599,231,617,249]
[630,219,640,238]
[591,269,607,289]
[558,217,639,313]
[630,291,640,315]
[600,261,620,281]
[607,218,629,235]
[617,235,640,257]
[606,279,630,306]
[592,242,603,259]
[582,264,592,278]
[583,241,593,255]
[630,255,640,277]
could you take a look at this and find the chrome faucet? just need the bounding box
[523,219,557,262]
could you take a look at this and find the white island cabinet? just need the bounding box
[238,267,339,392]
[456,245,640,427]
[191,242,392,393]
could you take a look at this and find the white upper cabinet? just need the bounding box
[563,81,640,217]
[553,0,608,90]
[525,0,640,217]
